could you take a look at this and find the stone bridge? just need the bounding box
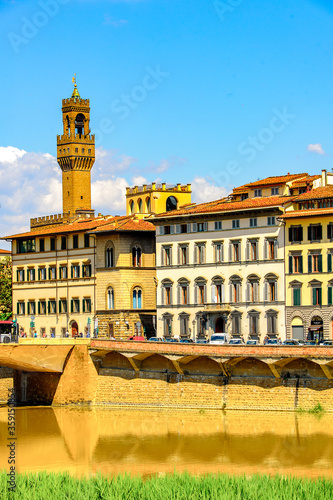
[0,340,332,410]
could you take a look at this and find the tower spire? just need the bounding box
[71,73,80,99]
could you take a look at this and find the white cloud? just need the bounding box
[190,176,228,204]
[0,146,26,163]
[92,177,128,214]
[307,143,325,155]
[94,147,136,178]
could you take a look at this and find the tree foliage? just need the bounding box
[0,256,12,320]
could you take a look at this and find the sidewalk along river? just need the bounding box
[0,407,332,478]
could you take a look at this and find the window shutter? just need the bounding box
[177,285,180,305]
[186,246,189,264]
[299,255,303,273]
[328,224,332,240]
[328,253,332,273]
[263,282,268,301]
[300,227,303,241]
[175,224,181,234]
[274,240,278,259]
[328,287,333,306]
[229,283,233,302]
[318,254,323,272]
[27,302,30,315]
[237,283,241,302]
[308,226,312,241]
[289,227,293,242]
[159,226,164,236]
[275,282,278,301]
[82,299,85,313]
[246,241,250,261]
[37,301,40,314]
[48,301,50,314]
[312,287,316,306]
[289,255,293,274]
[58,300,61,313]
[22,303,25,315]
[254,282,259,302]
[228,243,232,262]
[246,283,250,302]
[177,246,180,265]
[204,284,207,303]
[221,283,225,302]
[161,248,164,266]
[38,269,41,280]
[204,222,208,231]
[161,287,164,305]
[187,223,191,233]
[263,239,268,259]
[170,225,174,234]
[71,299,74,313]
[308,255,312,273]
[221,244,224,262]
[71,266,74,278]
[77,266,80,278]
[211,284,215,303]
[318,225,322,240]
[194,284,197,305]
[192,222,197,232]
[194,245,198,264]
[319,288,322,306]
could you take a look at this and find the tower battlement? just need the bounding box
[57,134,95,144]
[62,97,90,106]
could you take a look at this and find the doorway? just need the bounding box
[71,321,78,338]
[215,317,226,333]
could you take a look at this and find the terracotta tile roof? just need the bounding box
[293,185,333,201]
[280,207,333,219]
[290,175,319,188]
[154,195,291,219]
[232,173,308,192]
[2,214,155,240]
[0,249,11,254]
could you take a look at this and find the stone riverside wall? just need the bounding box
[0,367,14,403]
[0,343,332,410]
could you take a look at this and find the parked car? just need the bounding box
[148,337,163,342]
[322,340,333,346]
[128,336,145,341]
[264,338,280,346]
[246,339,258,345]
[229,338,245,345]
[196,339,208,344]
[179,338,194,343]
[164,338,178,343]
[210,334,229,345]
[304,340,317,346]
[282,339,301,346]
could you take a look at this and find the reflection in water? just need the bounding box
[0,407,332,478]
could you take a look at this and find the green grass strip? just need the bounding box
[1,471,333,500]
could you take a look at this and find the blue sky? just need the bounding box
[1,0,333,245]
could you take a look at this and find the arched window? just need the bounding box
[248,309,260,335]
[107,287,114,309]
[66,115,70,136]
[161,279,173,306]
[132,245,142,267]
[133,287,142,309]
[178,278,190,305]
[194,277,207,305]
[166,196,177,212]
[264,274,278,302]
[129,200,134,215]
[211,276,224,304]
[106,245,114,268]
[145,197,151,213]
[75,113,85,136]
[246,275,260,303]
[229,275,242,303]
[137,198,143,213]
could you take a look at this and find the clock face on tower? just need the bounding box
[166,196,177,212]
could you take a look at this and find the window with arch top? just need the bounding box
[129,200,134,215]
[132,245,142,267]
[107,287,114,309]
[75,113,85,136]
[137,198,143,213]
[106,245,114,268]
[166,196,177,211]
[133,287,142,309]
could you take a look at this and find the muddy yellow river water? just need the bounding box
[0,407,332,478]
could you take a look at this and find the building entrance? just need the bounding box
[215,317,226,333]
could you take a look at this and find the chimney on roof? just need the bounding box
[306,181,310,192]
[322,169,327,187]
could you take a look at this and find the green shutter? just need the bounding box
[293,288,300,306]
[82,299,85,313]
[38,301,40,314]
[289,255,293,274]
[71,300,74,313]
[59,300,62,313]
[319,288,322,305]
[308,255,312,273]
[328,287,332,306]
[312,287,316,305]
[71,266,73,278]
[318,254,323,272]
[22,303,25,315]
[289,227,293,242]
[328,254,332,273]
[17,302,19,315]
[299,256,303,273]
[48,301,50,314]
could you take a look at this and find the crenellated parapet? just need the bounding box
[30,213,70,230]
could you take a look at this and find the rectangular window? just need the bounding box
[232,315,241,335]
[48,300,56,314]
[271,187,279,196]
[247,240,258,261]
[73,235,79,249]
[293,288,301,306]
[198,285,205,304]
[164,317,172,336]
[250,218,257,227]
[84,234,90,248]
[82,298,91,313]
[162,246,172,266]
[267,216,276,226]
[214,221,222,231]
[289,254,303,273]
[82,264,91,277]
[49,267,56,280]
[27,301,36,315]
[327,223,333,240]
[50,237,56,251]
[254,189,262,197]
[17,269,25,282]
[232,220,240,229]
[197,222,207,232]
[267,314,277,334]
[71,265,80,278]
[17,238,36,254]
[71,299,80,313]
[230,241,241,262]
[59,266,68,279]
[163,286,172,306]
[180,316,189,336]
[214,242,223,263]
[61,236,67,250]
[312,287,322,306]
[39,238,45,252]
[38,268,46,280]
[249,314,259,334]
[289,226,303,243]
[241,193,248,200]
[38,301,46,315]
[17,302,25,315]
[59,299,67,314]
[27,268,35,281]
[195,244,205,264]
[268,282,276,301]
[308,224,322,241]
[308,253,322,273]
[163,225,171,235]
[179,245,188,265]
